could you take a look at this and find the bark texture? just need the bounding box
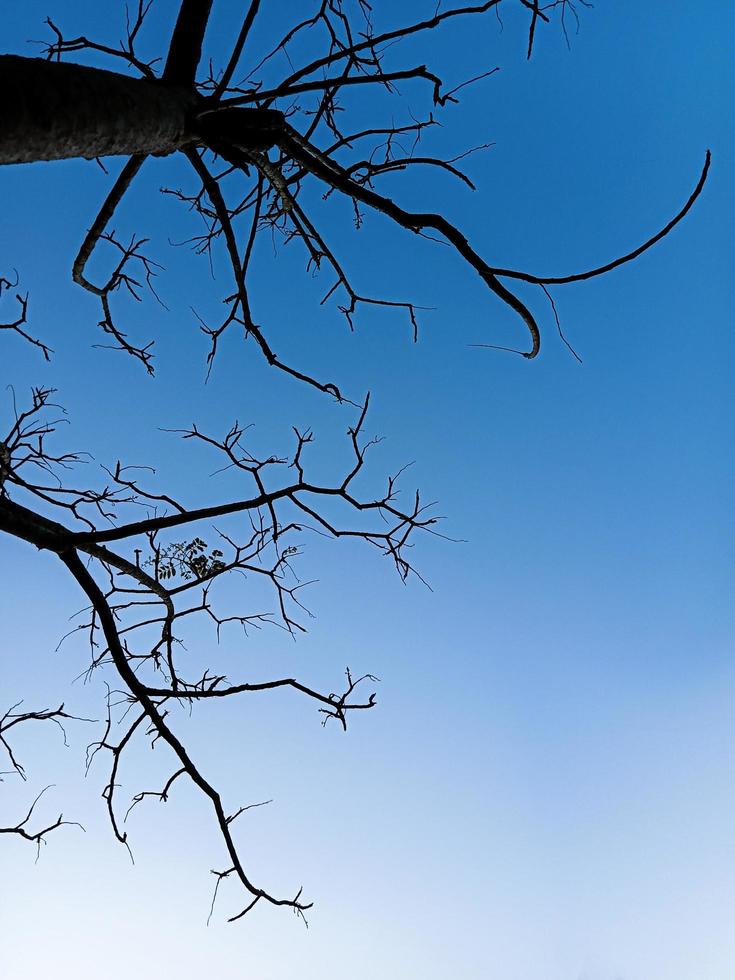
[0,56,196,164]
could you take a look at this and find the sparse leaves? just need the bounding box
[146,538,226,581]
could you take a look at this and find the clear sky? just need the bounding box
[1,3,733,978]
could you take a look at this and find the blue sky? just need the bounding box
[1,2,733,978]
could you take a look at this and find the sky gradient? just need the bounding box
[1,2,733,978]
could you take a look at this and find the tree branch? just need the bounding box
[163,0,215,86]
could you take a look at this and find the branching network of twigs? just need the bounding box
[1,0,710,923]
[0,383,439,919]
[20,0,709,393]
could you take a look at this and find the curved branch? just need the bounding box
[492,150,712,285]
[279,126,541,357]
[72,154,156,372]
[73,154,146,291]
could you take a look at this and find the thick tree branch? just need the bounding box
[163,0,215,86]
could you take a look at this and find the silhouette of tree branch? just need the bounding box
[2,0,705,382]
[0,384,434,919]
[0,274,51,361]
[1,0,711,924]
[0,785,84,860]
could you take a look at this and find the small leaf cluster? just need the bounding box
[148,538,226,581]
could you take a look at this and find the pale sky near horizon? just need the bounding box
[1,3,734,978]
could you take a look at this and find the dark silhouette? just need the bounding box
[0,1,709,923]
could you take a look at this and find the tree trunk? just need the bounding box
[0,56,197,165]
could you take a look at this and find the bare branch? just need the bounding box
[163,0,215,86]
